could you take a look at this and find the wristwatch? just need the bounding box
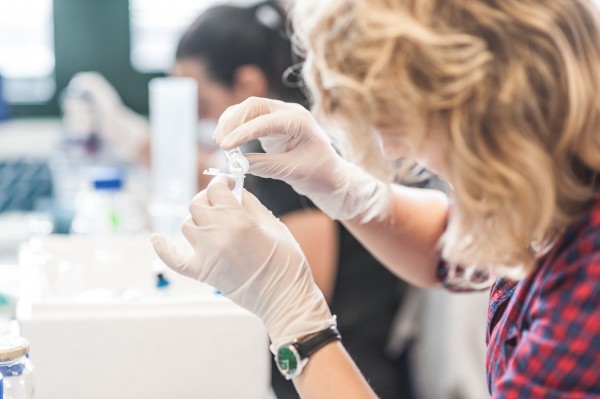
[275,325,342,380]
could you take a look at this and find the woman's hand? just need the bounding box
[151,175,335,350]
[213,97,391,223]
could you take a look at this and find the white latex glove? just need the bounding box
[213,97,391,223]
[151,175,335,351]
[64,72,149,161]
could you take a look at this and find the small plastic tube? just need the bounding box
[225,147,250,176]
[203,147,248,203]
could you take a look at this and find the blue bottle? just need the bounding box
[0,74,9,122]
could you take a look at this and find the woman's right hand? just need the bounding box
[151,175,335,351]
[213,97,391,223]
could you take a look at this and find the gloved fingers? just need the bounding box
[150,234,195,278]
[241,189,277,222]
[190,188,210,207]
[188,176,248,227]
[218,112,302,151]
[187,189,210,226]
[240,190,300,246]
[205,174,241,207]
[213,97,278,145]
[183,213,228,241]
[244,152,301,180]
[181,216,206,244]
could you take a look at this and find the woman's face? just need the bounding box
[171,59,239,120]
[377,120,449,178]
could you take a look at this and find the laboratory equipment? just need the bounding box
[203,147,249,203]
[59,78,102,158]
[51,78,107,232]
[0,74,8,122]
[61,72,149,163]
[148,77,198,238]
[70,167,145,234]
[153,259,170,290]
[0,336,34,399]
[17,235,270,399]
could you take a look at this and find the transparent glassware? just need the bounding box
[70,167,145,235]
[0,337,34,399]
[203,147,249,203]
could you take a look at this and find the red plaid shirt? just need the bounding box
[439,198,600,398]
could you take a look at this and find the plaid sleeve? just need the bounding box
[492,252,600,398]
[437,260,493,292]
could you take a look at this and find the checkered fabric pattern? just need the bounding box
[439,198,600,398]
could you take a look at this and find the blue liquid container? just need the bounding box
[0,74,9,122]
[0,337,33,399]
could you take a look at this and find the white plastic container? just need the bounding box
[17,235,270,399]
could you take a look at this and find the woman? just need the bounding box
[153,0,600,397]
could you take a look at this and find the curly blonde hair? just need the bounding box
[292,0,600,275]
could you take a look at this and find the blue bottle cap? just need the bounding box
[91,167,124,190]
[156,273,170,289]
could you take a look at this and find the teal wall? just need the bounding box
[12,0,161,118]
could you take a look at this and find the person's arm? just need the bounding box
[214,98,449,288]
[282,185,449,294]
[282,209,339,301]
[343,184,449,288]
[152,177,380,399]
[293,341,379,399]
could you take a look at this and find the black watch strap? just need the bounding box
[295,325,341,359]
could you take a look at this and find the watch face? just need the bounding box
[276,345,299,378]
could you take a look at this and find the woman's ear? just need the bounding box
[232,65,269,99]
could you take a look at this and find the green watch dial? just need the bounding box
[277,346,298,374]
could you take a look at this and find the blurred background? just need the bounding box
[2,0,227,117]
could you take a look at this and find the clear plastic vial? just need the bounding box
[203,147,249,203]
[71,167,145,234]
[0,337,34,399]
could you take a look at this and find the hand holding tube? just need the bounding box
[151,175,335,350]
[213,97,392,223]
